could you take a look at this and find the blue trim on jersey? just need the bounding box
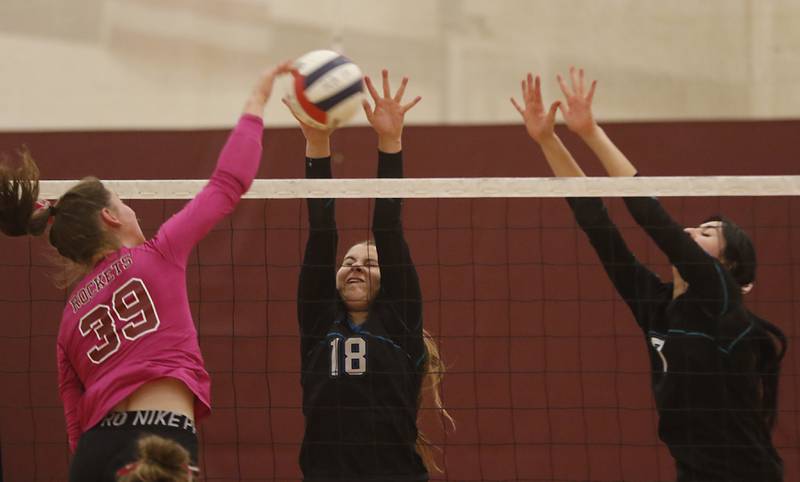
[650,323,755,355]
[346,316,362,333]
[415,351,427,368]
[665,329,715,342]
[358,330,404,352]
[714,262,729,316]
[725,321,755,352]
[329,317,407,355]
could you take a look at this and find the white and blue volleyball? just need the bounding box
[285,50,364,129]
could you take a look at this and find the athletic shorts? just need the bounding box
[69,410,199,482]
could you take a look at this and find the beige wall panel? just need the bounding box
[1,0,799,129]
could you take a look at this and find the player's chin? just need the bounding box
[341,287,368,302]
[343,299,369,314]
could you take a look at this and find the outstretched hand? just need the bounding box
[281,97,333,146]
[556,66,598,138]
[510,73,560,143]
[362,69,421,153]
[244,60,293,116]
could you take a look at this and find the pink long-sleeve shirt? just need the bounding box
[56,114,263,452]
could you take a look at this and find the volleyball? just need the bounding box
[284,50,365,130]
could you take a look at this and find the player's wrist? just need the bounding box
[378,136,402,154]
[243,93,268,116]
[305,139,331,158]
[536,133,561,147]
[577,123,603,142]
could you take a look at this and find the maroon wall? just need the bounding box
[0,120,798,481]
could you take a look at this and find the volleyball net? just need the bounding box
[1,176,799,481]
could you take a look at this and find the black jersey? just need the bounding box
[568,196,783,482]
[297,152,428,482]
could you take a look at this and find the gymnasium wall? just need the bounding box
[3,0,800,130]
[0,120,798,481]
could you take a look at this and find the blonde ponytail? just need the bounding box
[416,329,455,473]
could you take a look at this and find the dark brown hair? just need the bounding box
[116,435,193,482]
[0,150,117,284]
[0,148,49,236]
[705,215,787,430]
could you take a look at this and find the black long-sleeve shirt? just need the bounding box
[297,152,427,482]
[568,196,782,482]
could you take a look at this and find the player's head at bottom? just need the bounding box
[116,435,195,482]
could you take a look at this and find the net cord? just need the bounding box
[38,176,800,200]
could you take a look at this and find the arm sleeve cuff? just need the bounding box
[377,150,402,179]
[306,156,332,179]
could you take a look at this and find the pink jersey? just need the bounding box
[56,114,263,451]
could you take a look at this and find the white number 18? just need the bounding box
[330,337,367,377]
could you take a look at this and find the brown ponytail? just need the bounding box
[0,149,118,286]
[416,329,455,473]
[0,148,49,237]
[116,435,193,482]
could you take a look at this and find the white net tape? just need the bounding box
[38,176,800,199]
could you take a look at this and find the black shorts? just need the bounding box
[69,410,199,482]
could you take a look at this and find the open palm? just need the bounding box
[362,69,421,144]
[557,66,598,137]
[510,73,560,143]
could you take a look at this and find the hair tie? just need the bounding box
[47,204,58,224]
[115,461,138,477]
[34,199,57,224]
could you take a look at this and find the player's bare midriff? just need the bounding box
[112,377,195,420]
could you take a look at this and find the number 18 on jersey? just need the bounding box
[329,336,367,377]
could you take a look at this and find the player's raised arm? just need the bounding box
[285,96,340,355]
[510,72,584,178]
[511,70,665,326]
[152,62,291,266]
[363,69,424,354]
[557,66,636,177]
[0,61,297,481]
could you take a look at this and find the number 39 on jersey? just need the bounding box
[329,336,367,377]
[79,278,160,364]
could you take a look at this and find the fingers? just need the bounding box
[586,79,597,104]
[401,95,422,114]
[381,69,391,98]
[394,76,409,103]
[569,66,580,96]
[282,97,322,133]
[520,79,528,104]
[533,75,542,105]
[259,60,292,92]
[578,68,585,96]
[272,60,294,76]
[556,74,571,99]
[361,99,374,123]
[546,100,561,121]
[557,102,567,118]
[281,97,303,122]
[364,76,380,103]
[525,73,534,102]
[510,97,525,116]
